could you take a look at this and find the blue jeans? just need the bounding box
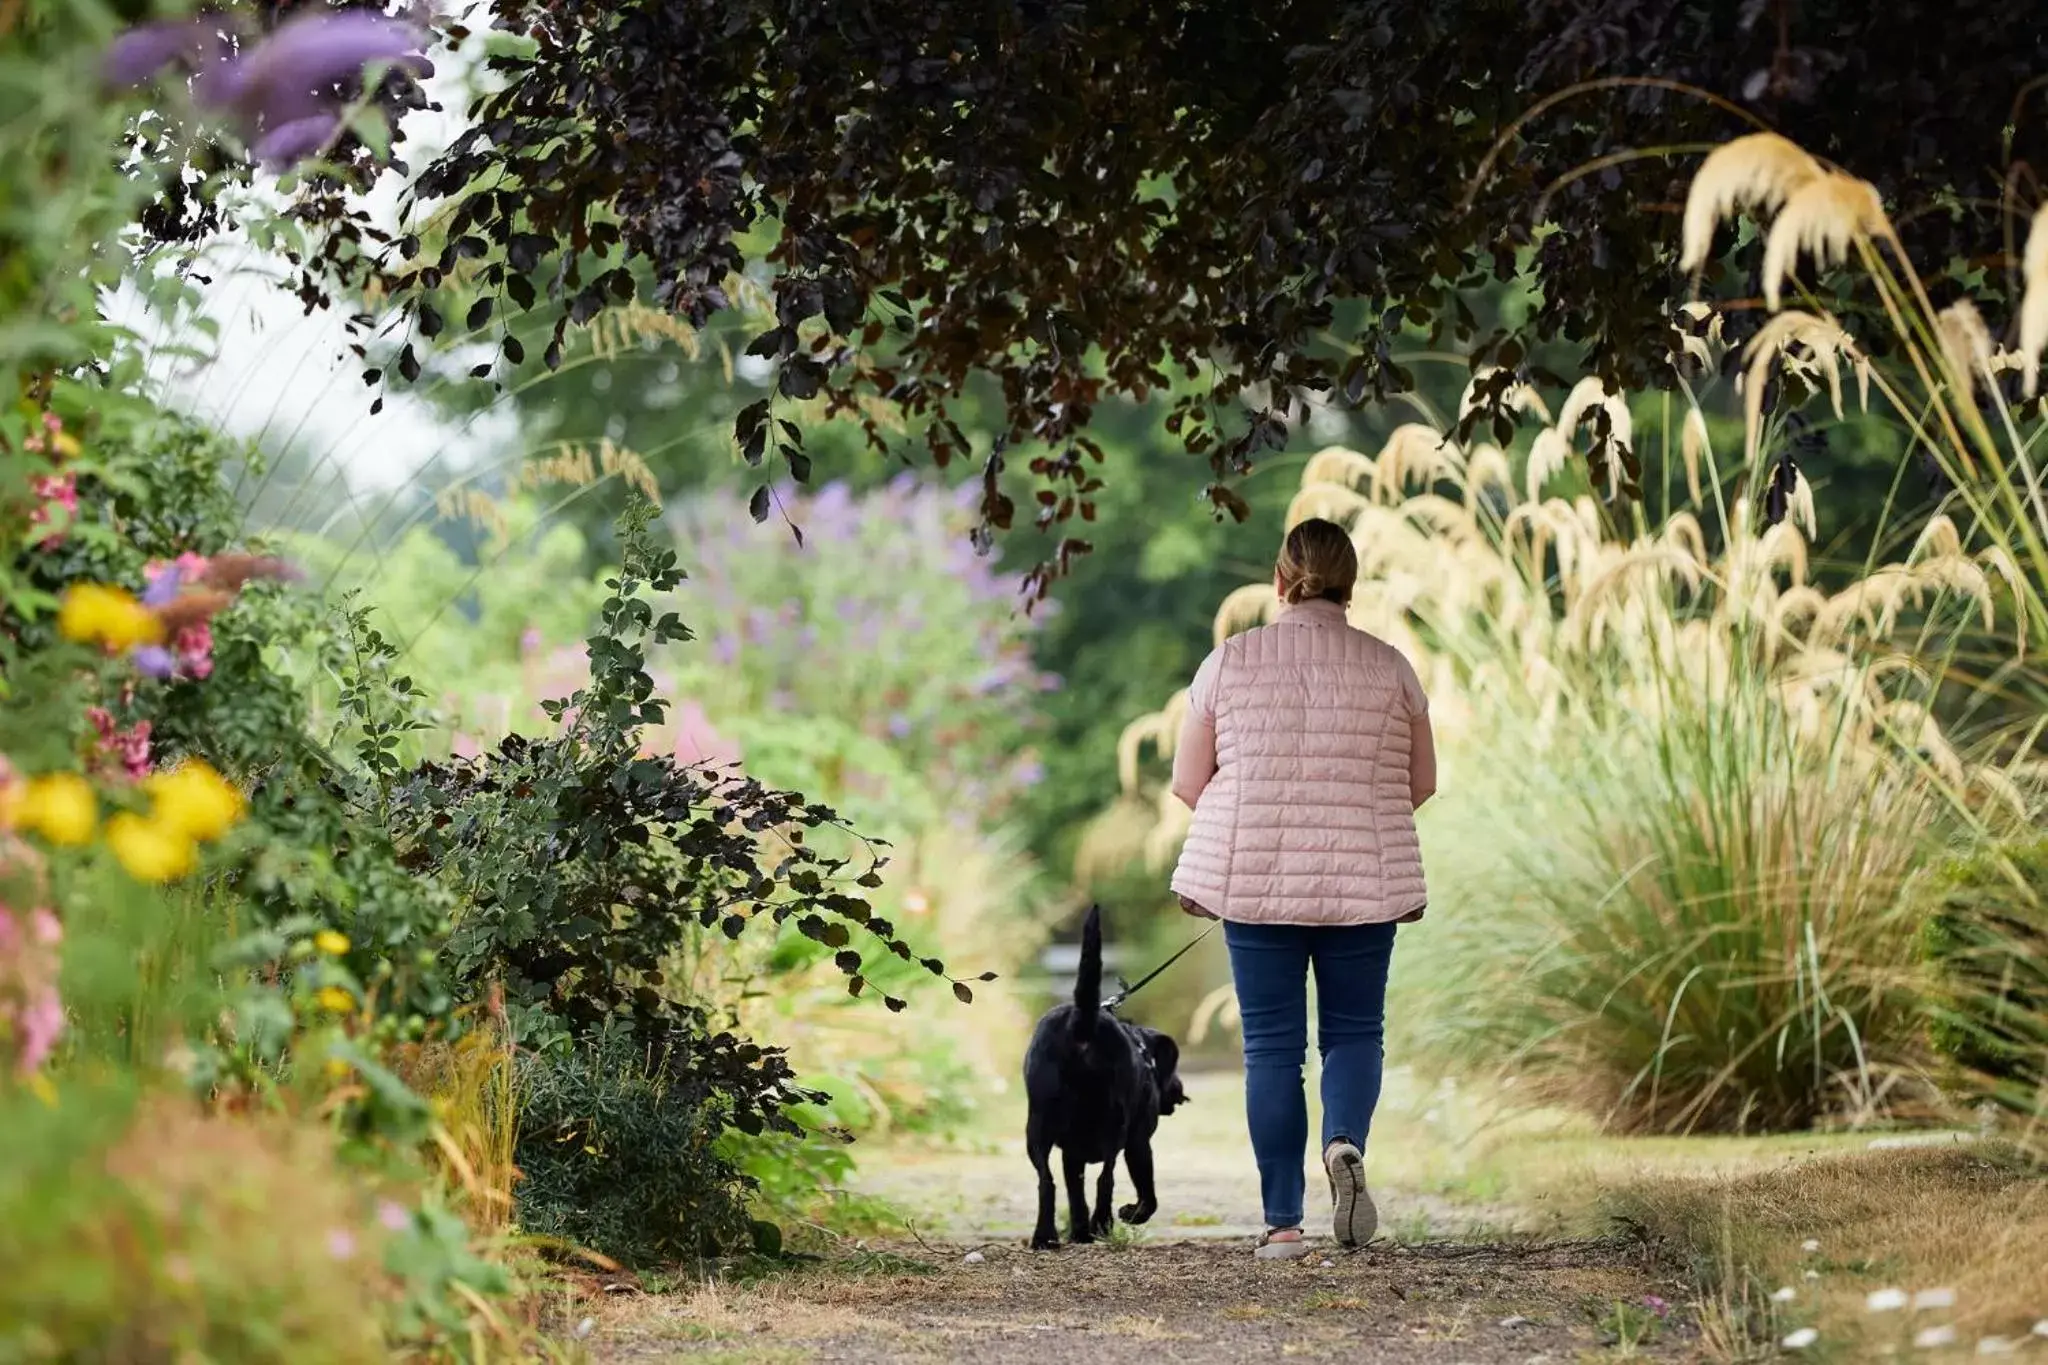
[1224,919,1398,1228]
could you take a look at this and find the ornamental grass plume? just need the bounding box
[1935,301,1997,399]
[1762,172,1889,309]
[1679,132,1823,273]
[2018,203,2048,396]
[1740,311,1866,464]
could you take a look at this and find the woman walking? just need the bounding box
[1169,517,1436,1259]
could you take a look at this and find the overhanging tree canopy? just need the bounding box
[144,0,2048,582]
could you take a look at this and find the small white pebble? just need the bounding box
[1801,1239,1822,1253]
[1976,1337,2018,1356]
[1915,1325,1959,1349]
[573,1318,595,1340]
[2033,1320,2048,1339]
[1773,1287,1798,1304]
[1805,1270,1822,1281]
[1499,1315,1532,1329]
[1783,1327,1820,1349]
[962,1251,985,1265]
[1914,1288,1957,1311]
[1318,1258,1334,1268]
[1868,1289,1910,1312]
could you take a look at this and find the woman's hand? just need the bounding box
[1177,894,1220,921]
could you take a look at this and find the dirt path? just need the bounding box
[575,1071,1697,1363]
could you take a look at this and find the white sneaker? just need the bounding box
[1324,1140,1375,1247]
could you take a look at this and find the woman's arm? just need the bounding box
[1409,707,1437,810]
[1170,652,1221,810]
[1400,656,1437,810]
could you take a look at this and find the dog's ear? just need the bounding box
[1144,1030,1181,1078]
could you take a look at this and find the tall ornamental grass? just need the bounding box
[1679,131,2048,1131]
[1111,367,2012,1130]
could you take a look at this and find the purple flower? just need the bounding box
[131,645,177,680]
[1013,757,1045,787]
[101,18,228,86]
[887,713,912,739]
[106,10,431,171]
[141,562,185,608]
[252,113,340,168]
[203,11,433,128]
[711,633,739,665]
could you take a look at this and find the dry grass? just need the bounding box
[1613,1146,2048,1358]
[392,1023,521,1235]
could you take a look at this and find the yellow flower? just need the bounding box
[0,778,26,831]
[315,985,356,1015]
[143,761,245,843]
[314,930,351,957]
[18,773,97,845]
[105,812,197,882]
[323,1056,352,1080]
[56,584,164,651]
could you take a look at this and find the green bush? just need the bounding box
[512,1026,782,1266]
[1920,835,2048,1112]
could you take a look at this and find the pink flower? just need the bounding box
[174,623,214,681]
[16,989,63,1074]
[325,1228,357,1261]
[86,707,153,781]
[376,1199,411,1232]
[28,474,77,543]
[0,903,64,1076]
[667,700,740,768]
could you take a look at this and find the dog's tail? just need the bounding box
[1072,904,1103,1040]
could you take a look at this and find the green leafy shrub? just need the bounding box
[512,1025,784,1266]
[1920,836,2048,1112]
[375,503,987,1259]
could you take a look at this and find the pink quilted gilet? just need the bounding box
[1169,598,1431,925]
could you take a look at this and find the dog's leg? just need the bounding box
[1027,1115,1060,1251]
[1117,1138,1159,1225]
[1091,1161,1116,1237]
[1062,1149,1094,1244]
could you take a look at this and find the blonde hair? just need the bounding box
[1277,517,1358,605]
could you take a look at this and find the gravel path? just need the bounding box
[572,1071,1696,1363]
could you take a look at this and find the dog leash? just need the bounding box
[1103,921,1219,1012]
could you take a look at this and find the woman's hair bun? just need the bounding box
[1276,518,1358,605]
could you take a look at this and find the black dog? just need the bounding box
[1023,905,1187,1250]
